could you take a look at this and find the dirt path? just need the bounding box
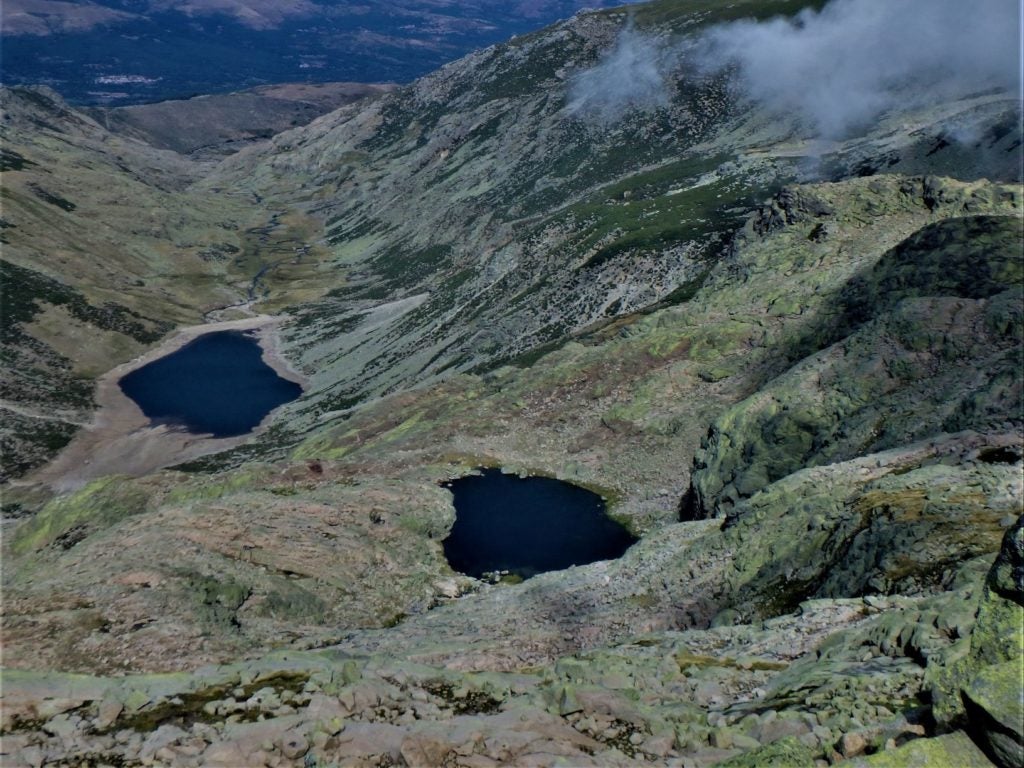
[0,401,90,426]
[21,314,307,493]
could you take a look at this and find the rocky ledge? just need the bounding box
[1,519,1020,767]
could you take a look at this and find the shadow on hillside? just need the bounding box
[678,211,1024,523]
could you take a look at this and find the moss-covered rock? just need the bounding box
[849,731,995,767]
[706,436,1018,622]
[799,214,1024,355]
[688,213,1023,521]
[715,736,817,767]
[10,476,151,555]
[963,660,1024,768]
[925,517,1024,767]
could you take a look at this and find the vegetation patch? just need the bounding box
[369,242,453,289]
[259,581,328,621]
[421,679,503,715]
[116,671,312,733]
[0,148,36,171]
[185,572,251,631]
[1,259,170,345]
[28,184,76,212]
[1,412,78,480]
[11,476,151,554]
[675,652,789,672]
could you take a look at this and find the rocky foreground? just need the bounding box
[1,519,1019,767]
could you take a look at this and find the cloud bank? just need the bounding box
[698,0,1022,137]
[568,0,1021,134]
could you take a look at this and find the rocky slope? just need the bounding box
[3,174,1021,765]
[1,500,1019,766]
[1,0,1022,765]
[202,0,1022,435]
[3,0,1019,481]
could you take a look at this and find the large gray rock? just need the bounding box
[961,518,1024,768]
[963,660,1024,768]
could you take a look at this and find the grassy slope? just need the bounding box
[0,86,342,479]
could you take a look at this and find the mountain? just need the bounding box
[198,0,1021,451]
[1,0,1022,766]
[85,81,397,159]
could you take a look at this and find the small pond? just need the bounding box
[442,468,637,580]
[118,330,302,437]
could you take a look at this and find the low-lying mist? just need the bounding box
[566,23,676,122]
[699,0,1021,137]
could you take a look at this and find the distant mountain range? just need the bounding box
[1,0,640,104]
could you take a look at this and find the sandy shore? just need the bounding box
[24,315,307,493]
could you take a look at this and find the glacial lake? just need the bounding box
[118,330,301,437]
[442,468,637,580]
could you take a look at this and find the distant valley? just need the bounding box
[1,0,641,104]
[1,1,1022,766]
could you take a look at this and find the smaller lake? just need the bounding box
[118,330,302,437]
[442,468,637,580]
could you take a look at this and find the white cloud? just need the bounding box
[566,23,676,122]
[698,0,1022,137]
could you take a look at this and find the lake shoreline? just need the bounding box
[21,314,306,493]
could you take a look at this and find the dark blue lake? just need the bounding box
[118,330,301,437]
[442,469,637,580]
